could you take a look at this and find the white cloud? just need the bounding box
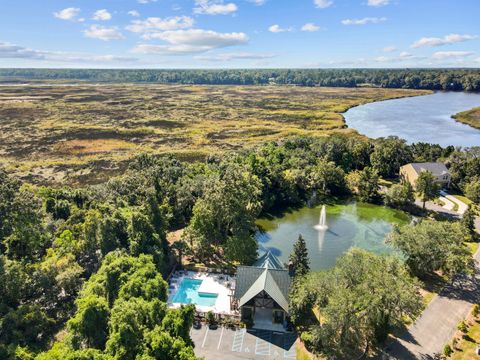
[268,24,293,33]
[0,42,137,63]
[432,51,474,60]
[314,0,333,9]
[399,51,413,58]
[127,16,194,33]
[194,0,238,15]
[128,10,140,17]
[138,0,157,3]
[133,29,248,55]
[301,23,320,32]
[382,46,397,52]
[195,52,275,61]
[341,17,386,25]
[84,25,125,41]
[411,34,478,48]
[92,9,112,21]
[53,7,81,21]
[248,0,267,5]
[368,0,390,6]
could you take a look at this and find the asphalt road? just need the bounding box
[381,246,480,359]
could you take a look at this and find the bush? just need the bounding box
[443,344,453,357]
[205,311,215,325]
[457,321,468,333]
[473,304,479,317]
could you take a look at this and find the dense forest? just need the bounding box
[1,68,480,91]
[1,134,479,359]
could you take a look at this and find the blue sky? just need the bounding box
[0,0,479,68]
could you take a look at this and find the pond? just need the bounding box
[255,202,410,271]
[343,91,480,147]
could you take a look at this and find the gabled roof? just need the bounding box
[407,162,450,176]
[253,250,285,270]
[234,252,291,312]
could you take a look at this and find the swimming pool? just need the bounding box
[172,278,218,307]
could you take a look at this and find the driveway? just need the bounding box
[380,248,480,359]
[440,191,469,215]
[191,326,297,360]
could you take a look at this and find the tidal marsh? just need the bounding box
[0,84,427,184]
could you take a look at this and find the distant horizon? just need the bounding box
[1,67,479,70]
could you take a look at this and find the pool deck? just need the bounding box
[168,271,236,315]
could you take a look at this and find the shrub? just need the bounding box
[443,344,453,357]
[457,321,468,333]
[472,304,479,317]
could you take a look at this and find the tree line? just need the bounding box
[1,68,480,91]
[1,134,479,358]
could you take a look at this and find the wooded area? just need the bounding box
[1,68,480,91]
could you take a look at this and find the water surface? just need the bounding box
[256,202,409,271]
[343,92,480,147]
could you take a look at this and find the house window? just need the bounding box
[273,310,284,324]
[241,306,254,322]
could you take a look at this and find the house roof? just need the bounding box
[407,162,450,176]
[253,250,285,270]
[234,252,291,312]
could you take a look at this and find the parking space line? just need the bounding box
[201,327,209,348]
[231,328,246,352]
[217,327,224,350]
[255,330,271,356]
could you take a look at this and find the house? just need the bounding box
[400,162,451,188]
[233,251,292,332]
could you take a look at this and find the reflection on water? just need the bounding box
[343,91,480,147]
[256,202,409,271]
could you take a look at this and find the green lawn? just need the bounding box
[451,318,480,359]
[452,195,474,206]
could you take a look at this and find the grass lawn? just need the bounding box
[451,318,480,359]
[297,346,313,360]
[452,195,474,206]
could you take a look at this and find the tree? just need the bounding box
[461,206,477,242]
[384,182,414,209]
[415,171,439,209]
[464,177,480,203]
[290,249,422,358]
[388,220,473,278]
[288,235,310,277]
[3,189,49,262]
[357,167,380,203]
[68,295,110,350]
[370,137,413,178]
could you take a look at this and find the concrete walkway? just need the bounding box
[440,191,469,215]
[381,244,480,359]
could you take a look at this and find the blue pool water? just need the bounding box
[172,278,218,307]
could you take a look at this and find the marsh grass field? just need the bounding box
[0,83,427,184]
[454,106,480,129]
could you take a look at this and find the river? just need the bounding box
[343,91,480,147]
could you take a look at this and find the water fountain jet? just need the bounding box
[314,205,328,231]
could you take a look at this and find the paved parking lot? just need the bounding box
[191,326,297,360]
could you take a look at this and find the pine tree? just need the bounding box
[461,206,477,242]
[289,234,310,277]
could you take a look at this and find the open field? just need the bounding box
[453,107,480,130]
[0,84,428,185]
